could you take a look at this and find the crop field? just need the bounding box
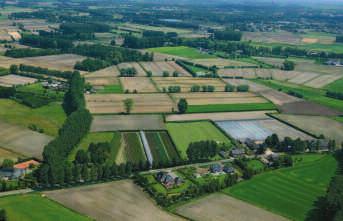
[120,132,147,164]
[166,110,274,122]
[166,121,231,159]
[305,75,342,88]
[190,58,254,68]
[175,193,287,221]
[140,61,189,76]
[148,46,215,59]
[0,147,23,162]
[117,62,146,76]
[0,120,53,160]
[224,154,337,221]
[0,193,91,221]
[274,114,343,145]
[0,99,66,136]
[216,118,312,141]
[85,93,175,114]
[144,131,180,164]
[91,114,165,132]
[46,180,183,221]
[96,84,123,94]
[325,77,343,93]
[121,22,192,34]
[84,65,120,86]
[120,77,157,93]
[0,54,85,71]
[172,92,268,105]
[152,77,225,92]
[0,74,37,87]
[243,31,303,44]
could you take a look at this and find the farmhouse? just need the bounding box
[156,171,183,188]
[209,164,222,173]
[223,165,235,174]
[230,148,245,158]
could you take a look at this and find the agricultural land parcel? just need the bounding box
[117,62,146,76]
[84,65,120,86]
[45,180,184,221]
[0,193,91,221]
[120,77,157,93]
[190,58,255,68]
[166,121,231,159]
[224,154,337,221]
[147,46,215,59]
[139,61,190,76]
[0,74,37,87]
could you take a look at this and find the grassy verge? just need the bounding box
[187,102,276,113]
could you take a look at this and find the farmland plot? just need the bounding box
[140,61,189,76]
[91,114,165,132]
[45,180,183,221]
[152,77,225,92]
[122,132,147,164]
[86,93,175,114]
[117,62,146,76]
[120,77,157,93]
[304,75,342,88]
[0,74,37,87]
[288,72,319,84]
[216,118,312,142]
[84,65,120,86]
[0,121,53,160]
[191,58,254,68]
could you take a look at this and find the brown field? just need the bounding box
[302,38,318,43]
[86,93,175,114]
[280,101,342,116]
[191,58,253,68]
[153,77,225,92]
[117,62,146,76]
[0,74,37,87]
[166,110,275,122]
[120,77,157,93]
[84,66,119,86]
[243,31,301,44]
[0,147,23,163]
[141,50,186,61]
[287,72,319,84]
[0,54,85,71]
[91,114,165,132]
[274,114,343,145]
[172,92,268,105]
[140,61,189,76]
[304,75,342,88]
[46,180,184,221]
[0,121,53,160]
[175,193,288,221]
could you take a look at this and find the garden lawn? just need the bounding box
[0,99,66,136]
[0,193,91,221]
[166,121,231,159]
[148,46,215,59]
[325,77,343,93]
[224,154,337,221]
[187,102,276,113]
[97,84,123,93]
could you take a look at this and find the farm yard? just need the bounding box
[215,118,312,141]
[224,154,337,221]
[45,180,184,221]
[140,61,190,76]
[120,77,157,93]
[166,121,231,159]
[0,120,53,160]
[152,77,225,92]
[175,193,288,221]
[0,194,91,221]
[117,62,146,76]
[0,74,37,87]
[91,114,165,132]
[85,93,175,114]
[273,114,343,145]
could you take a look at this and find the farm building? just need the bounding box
[156,171,183,188]
[231,148,246,158]
[209,164,222,173]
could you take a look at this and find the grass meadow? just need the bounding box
[223,154,337,221]
[148,46,215,59]
[325,78,343,93]
[187,102,276,113]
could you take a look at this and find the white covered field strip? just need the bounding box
[140,131,153,166]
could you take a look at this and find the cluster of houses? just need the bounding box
[0,159,40,180]
[156,171,183,189]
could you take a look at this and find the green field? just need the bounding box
[16,83,65,100]
[166,121,231,159]
[159,131,181,161]
[97,84,123,93]
[325,77,343,93]
[187,102,276,113]
[254,79,343,112]
[0,194,91,221]
[224,154,337,221]
[122,132,147,164]
[148,46,215,59]
[145,132,170,164]
[0,99,66,136]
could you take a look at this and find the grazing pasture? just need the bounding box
[215,118,312,141]
[166,121,231,159]
[0,99,66,136]
[148,46,214,59]
[120,77,157,93]
[274,114,343,145]
[0,193,91,221]
[0,120,53,160]
[0,74,37,87]
[140,61,189,76]
[224,154,337,221]
[152,77,225,92]
[85,93,175,114]
[117,62,146,76]
[91,114,165,132]
[45,180,184,221]
[175,193,288,221]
